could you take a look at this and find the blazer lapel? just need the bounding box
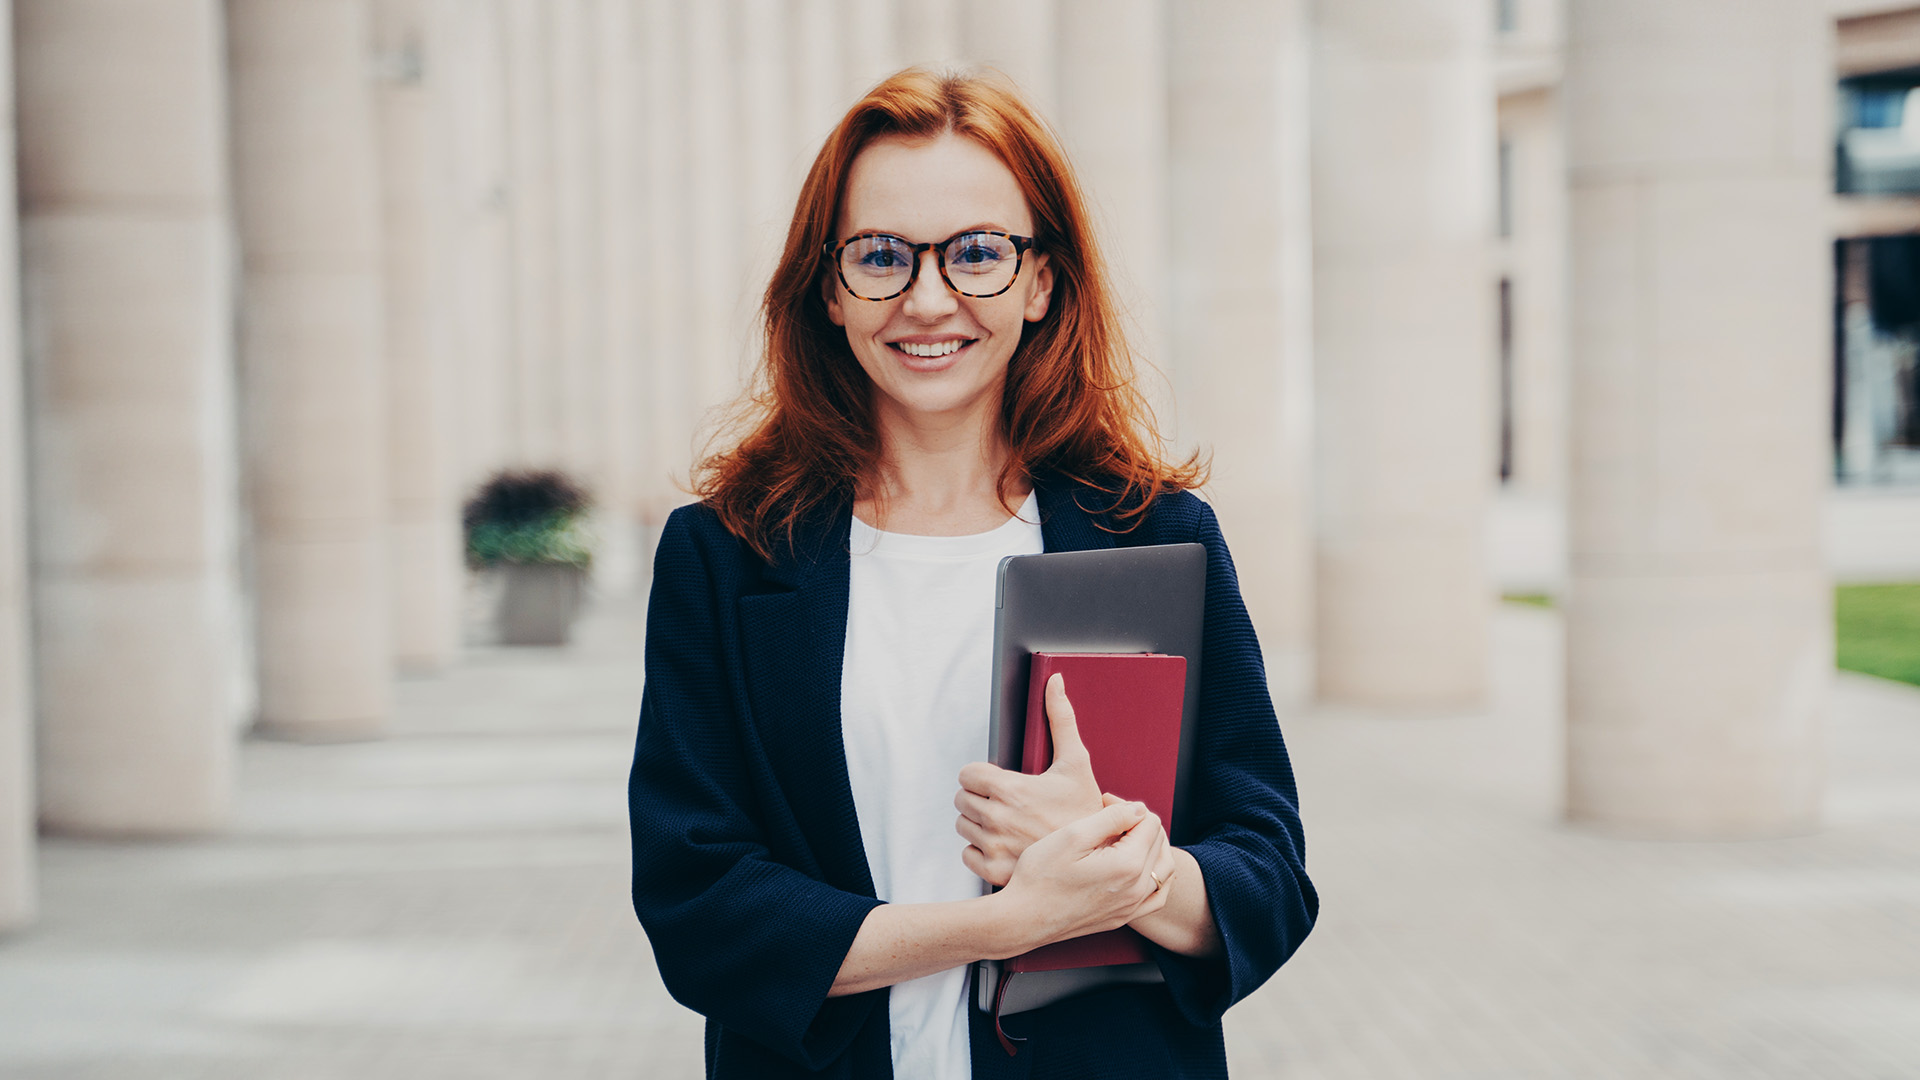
[735,503,878,898]
[1034,470,1123,554]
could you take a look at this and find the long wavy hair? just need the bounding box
[694,67,1205,559]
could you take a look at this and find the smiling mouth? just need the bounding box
[891,339,974,359]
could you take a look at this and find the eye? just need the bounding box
[845,236,913,274]
[946,234,1014,272]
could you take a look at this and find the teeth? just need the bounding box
[897,339,966,358]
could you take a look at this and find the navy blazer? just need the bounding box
[629,473,1317,1079]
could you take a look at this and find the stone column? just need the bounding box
[687,2,745,414]
[841,0,900,100]
[0,0,35,924]
[739,0,795,305]
[1311,0,1496,707]
[895,0,960,67]
[1168,0,1317,705]
[1055,0,1171,406]
[374,0,460,671]
[1564,0,1830,834]
[960,0,1056,114]
[593,0,645,592]
[16,0,243,830]
[437,0,516,495]
[502,0,561,465]
[792,0,848,162]
[230,0,391,738]
[550,0,601,484]
[640,0,695,512]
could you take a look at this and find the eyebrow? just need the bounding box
[840,223,1017,241]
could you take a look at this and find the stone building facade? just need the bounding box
[1,0,1911,928]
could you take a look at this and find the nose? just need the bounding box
[900,249,958,321]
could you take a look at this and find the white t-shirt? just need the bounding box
[841,492,1044,1080]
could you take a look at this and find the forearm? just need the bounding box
[829,892,1033,997]
[1128,847,1220,958]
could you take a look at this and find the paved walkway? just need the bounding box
[1,597,1917,1078]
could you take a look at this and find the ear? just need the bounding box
[823,269,846,327]
[1022,252,1055,324]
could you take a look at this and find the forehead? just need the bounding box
[837,131,1034,240]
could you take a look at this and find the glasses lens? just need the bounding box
[839,235,916,299]
[943,233,1019,296]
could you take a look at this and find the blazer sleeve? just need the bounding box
[629,509,885,1069]
[1151,500,1319,1025]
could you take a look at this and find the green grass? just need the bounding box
[1836,584,1920,689]
[1501,593,1556,609]
[1500,585,1920,689]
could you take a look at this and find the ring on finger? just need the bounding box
[1149,870,1164,892]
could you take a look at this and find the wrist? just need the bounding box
[977,887,1047,960]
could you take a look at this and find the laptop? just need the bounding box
[976,542,1207,1015]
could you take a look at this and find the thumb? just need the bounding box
[1062,799,1147,852]
[1044,672,1090,769]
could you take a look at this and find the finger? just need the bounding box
[1062,799,1148,851]
[1100,792,1124,809]
[1044,673,1091,768]
[961,844,988,879]
[1107,805,1164,859]
[953,789,994,825]
[954,812,990,848]
[961,843,1013,888]
[957,761,1011,797]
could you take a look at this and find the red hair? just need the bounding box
[694,68,1204,559]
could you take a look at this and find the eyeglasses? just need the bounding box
[823,230,1038,302]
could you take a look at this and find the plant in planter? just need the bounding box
[463,469,596,645]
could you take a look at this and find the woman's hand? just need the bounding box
[955,672,1105,887]
[987,797,1176,954]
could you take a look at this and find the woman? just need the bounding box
[630,69,1316,1079]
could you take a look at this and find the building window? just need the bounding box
[1838,77,1920,195]
[1836,237,1920,485]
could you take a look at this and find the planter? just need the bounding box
[496,562,586,645]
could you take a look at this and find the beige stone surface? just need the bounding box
[1055,0,1169,390]
[1311,0,1497,707]
[592,0,646,593]
[894,0,961,66]
[19,217,233,572]
[640,0,695,507]
[11,0,227,209]
[1168,0,1317,705]
[435,0,516,495]
[550,0,604,486]
[791,0,850,163]
[959,0,1055,114]
[0,0,34,929]
[31,575,236,833]
[15,0,243,838]
[739,0,797,329]
[231,0,393,738]
[502,0,562,466]
[6,601,1919,1077]
[252,537,390,738]
[375,0,461,671]
[1564,0,1832,835]
[840,0,900,101]
[686,1,748,417]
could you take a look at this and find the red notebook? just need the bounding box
[1003,651,1187,975]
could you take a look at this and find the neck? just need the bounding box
[858,398,1029,536]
